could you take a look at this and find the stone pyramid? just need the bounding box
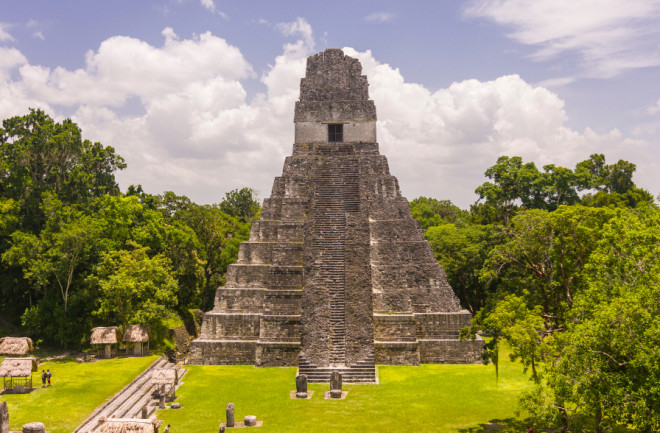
[189,49,483,381]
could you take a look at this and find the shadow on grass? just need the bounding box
[458,417,554,433]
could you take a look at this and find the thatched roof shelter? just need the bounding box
[97,417,163,433]
[0,357,38,377]
[123,325,150,343]
[90,327,121,345]
[0,337,33,355]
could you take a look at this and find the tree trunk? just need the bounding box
[559,407,568,433]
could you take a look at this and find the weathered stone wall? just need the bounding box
[263,290,301,315]
[199,313,260,340]
[419,338,484,364]
[374,342,420,365]
[189,340,257,365]
[259,315,301,342]
[297,49,371,103]
[374,314,417,341]
[294,121,377,144]
[256,342,300,366]
[212,288,264,313]
[415,312,473,339]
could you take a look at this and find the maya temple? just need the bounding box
[189,49,484,382]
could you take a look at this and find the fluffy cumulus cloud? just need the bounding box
[464,0,660,79]
[344,47,648,206]
[0,18,650,207]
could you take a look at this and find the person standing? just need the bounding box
[41,370,46,387]
[46,369,52,386]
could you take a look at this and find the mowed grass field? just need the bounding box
[1,351,543,433]
[0,355,158,433]
[158,355,540,433]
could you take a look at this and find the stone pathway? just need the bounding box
[74,356,186,433]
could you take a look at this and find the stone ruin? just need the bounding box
[189,49,484,381]
[1,402,8,433]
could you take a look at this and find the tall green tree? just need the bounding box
[521,206,660,432]
[219,188,260,222]
[0,108,125,232]
[177,204,250,310]
[425,222,500,313]
[410,197,468,232]
[3,194,102,315]
[95,245,178,337]
[481,206,615,328]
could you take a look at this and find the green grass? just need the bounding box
[0,352,548,432]
[0,355,158,433]
[158,356,542,433]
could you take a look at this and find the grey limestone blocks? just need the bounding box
[188,48,483,371]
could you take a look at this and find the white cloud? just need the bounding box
[0,19,652,207]
[275,17,314,50]
[32,31,45,40]
[13,28,253,108]
[0,23,14,42]
[344,47,648,206]
[464,0,660,78]
[365,12,395,23]
[648,98,660,115]
[200,0,227,18]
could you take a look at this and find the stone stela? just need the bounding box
[1,402,8,433]
[189,49,484,382]
[295,374,308,398]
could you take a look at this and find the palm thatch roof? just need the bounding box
[97,417,163,433]
[151,368,177,387]
[0,337,33,355]
[90,327,121,345]
[123,325,150,343]
[0,357,38,377]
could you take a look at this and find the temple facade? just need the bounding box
[188,49,483,381]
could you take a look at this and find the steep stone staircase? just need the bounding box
[297,144,376,383]
[315,152,349,366]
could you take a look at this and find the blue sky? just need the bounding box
[2,0,660,208]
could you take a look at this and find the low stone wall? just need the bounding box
[373,314,417,341]
[213,288,265,313]
[418,337,485,364]
[256,342,300,366]
[259,315,301,342]
[374,341,420,365]
[263,290,302,315]
[199,313,260,340]
[415,311,473,339]
[188,340,257,365]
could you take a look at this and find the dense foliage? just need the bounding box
[0,110,257,346]
[412,154,657,432]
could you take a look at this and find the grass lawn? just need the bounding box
[0,354,158,433]
[158,355,543,433]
